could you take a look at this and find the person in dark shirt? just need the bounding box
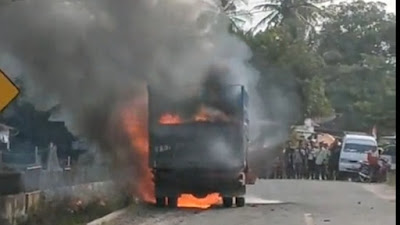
[307,141,317,179]
[284,142,295,179]
[293,141,304,179]
[328,139,341,180]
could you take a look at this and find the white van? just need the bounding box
[338,134,378,175]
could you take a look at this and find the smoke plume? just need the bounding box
[0,0,299,191]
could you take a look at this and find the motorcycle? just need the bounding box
[358,158,390,183]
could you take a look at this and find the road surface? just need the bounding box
[107,180,395,225]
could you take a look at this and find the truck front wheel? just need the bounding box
[236,197,245,207]
[222,197,233,207]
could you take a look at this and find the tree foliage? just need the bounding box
[251,0,331,38]
[318,0,396,133]
[238,0,395,133]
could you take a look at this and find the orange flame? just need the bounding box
[178,193,221,209]
[159,105,230,125]
[159,113,182,124]
[122,98,230,208]
[121,99,155,203]
[194,105,230,122]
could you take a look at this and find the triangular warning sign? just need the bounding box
[0,69,19,113]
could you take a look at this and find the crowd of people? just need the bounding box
[271,134,342,180]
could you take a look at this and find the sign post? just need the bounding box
[0,69,19,113]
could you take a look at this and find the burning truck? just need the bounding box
[147,75,251,208]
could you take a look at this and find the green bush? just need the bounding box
[387,171,396,187]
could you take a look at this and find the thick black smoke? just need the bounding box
[0,0,299,181]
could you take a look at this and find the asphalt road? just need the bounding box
[107,180,395,225]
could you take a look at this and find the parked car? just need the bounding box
[381,144,396,170]
[338,134,378,178]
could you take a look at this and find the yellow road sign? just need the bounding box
[0,69,19,112]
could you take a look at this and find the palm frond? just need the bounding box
[252,3,280,11]
[226,9,251,17]
[221,0,236,11]
[251,11,280,33]
[301,2,329,16]
[230,15,248,25]
[269,12,283,27]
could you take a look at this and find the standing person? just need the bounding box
[307,141,316,179]
[328,139,341,180]
[284,142,294,179]
[315,142,324,180]
[367,147,380,179]
[300,141,308,178]
[323,143,331,180]
[281,147,287,179]
[273,156,283,179]
[315,142,329,180]
[293,141,304,179]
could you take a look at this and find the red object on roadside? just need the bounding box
[367,152,379,166]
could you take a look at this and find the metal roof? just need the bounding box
[344,133,375,140]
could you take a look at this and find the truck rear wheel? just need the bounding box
[167,196,178,208]
[235,197,245,207]
[156,197,166,207]
[222,197,233,208]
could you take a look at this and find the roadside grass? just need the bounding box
[387,170,396,187]
[18,192,131,225]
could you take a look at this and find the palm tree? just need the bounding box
[250,0,331,35]
[221,0,252,31]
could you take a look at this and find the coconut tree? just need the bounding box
[221,0,252,31]
[251,0,331,36]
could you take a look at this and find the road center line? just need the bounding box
[304,213,315,225]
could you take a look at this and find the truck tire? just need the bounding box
[222,197,233,208]
[236,197,245,207]
[167,196,178,208]
[156,197,166,207]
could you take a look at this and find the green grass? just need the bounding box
[387,170,396,187]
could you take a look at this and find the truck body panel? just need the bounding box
[147,85,249,202]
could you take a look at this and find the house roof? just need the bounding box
[0,123,14,132]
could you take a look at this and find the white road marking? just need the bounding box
[304,213,315,225]
[245,195,286,205]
